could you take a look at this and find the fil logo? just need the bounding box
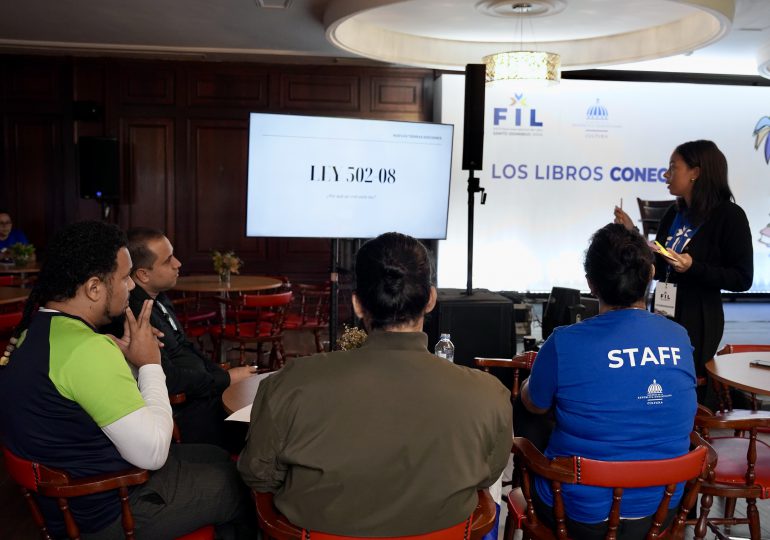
[492,93,543,127]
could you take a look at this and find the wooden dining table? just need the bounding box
[0,261,41,285]
[0,286,30,306]
[173,274,282,294]
[706,351,770,396]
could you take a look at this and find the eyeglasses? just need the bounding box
[0,221,11,226]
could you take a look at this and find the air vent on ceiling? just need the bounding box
[256,0,292,7]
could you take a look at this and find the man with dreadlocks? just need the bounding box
[0,221,253,539]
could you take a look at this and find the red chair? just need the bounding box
[284,282,331,354]
[2,446,214,540]
[211,291,293,369]
[253,489,497,540]
[504,433,715,540]
[693,405,770,540]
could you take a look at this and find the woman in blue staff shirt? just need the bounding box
[615,140,753,403]
[522,223,697,539]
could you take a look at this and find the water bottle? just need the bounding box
[434,333,455,363]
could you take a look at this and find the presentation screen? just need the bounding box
[246,113,454,239]
[437,75,770,293]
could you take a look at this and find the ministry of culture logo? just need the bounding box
[753,116,770,164]
[637,379,672,405]
[586,99,608,121]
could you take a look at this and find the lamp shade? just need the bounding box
[483,51,561,85]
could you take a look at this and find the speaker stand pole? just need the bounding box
[466,169,486,296]
[329,238,339,351]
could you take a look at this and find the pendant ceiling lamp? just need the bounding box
[483,2,561,85]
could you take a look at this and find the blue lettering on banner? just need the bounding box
[609,167,668,182]
[493,107,543,127]
[607,347,681,368]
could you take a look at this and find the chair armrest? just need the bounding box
[512,437,575,483]
[38,468,149,498]
[253,491,301,540]
[471,489,497,540]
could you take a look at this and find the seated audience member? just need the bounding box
[521,223,697,540]
[0,209,29,252]
[0,221,253,539]
[239,232,512,535]
[124,227,255,449]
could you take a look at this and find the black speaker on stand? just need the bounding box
[462,64,487,296]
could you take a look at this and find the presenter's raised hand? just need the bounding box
[613,206,634,230]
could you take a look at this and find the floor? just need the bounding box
[1,302,768,539]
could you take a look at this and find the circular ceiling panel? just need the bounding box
[324,0,735,70]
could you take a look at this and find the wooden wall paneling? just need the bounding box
[5,58,63,106]
[7,116,63,249]
[121,118,175,236]
[188,67,268,108]
[120,65,175,106]
[188,118,267,270]
[274,238,331,275]
[279,73,360,112]
[370,76,425,115]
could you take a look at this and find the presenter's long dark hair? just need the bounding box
[354,232,432,330]
[11,221,127,341]
[584,224,653,308]
[675,139,734,226]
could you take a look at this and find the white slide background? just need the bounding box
[246,113,453,240]
[437,75,770,293]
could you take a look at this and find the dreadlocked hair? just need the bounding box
[12,221,127,341]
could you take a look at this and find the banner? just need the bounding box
[437,75,770,293]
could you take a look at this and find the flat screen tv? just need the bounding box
[245,113,454,239]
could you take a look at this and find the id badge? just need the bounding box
[654,282,677,318]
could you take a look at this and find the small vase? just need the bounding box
[219,269,231,285]
[13,256,30,268]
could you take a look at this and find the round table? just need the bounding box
[222,372,273,415]
[0,261,41,285]
[173,275,282,293]
[0,286,30,306]
[706,351,770,396]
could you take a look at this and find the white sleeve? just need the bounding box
[101,364,173,470]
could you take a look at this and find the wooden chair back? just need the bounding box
[510,432,714,540]
[636,198,674,238]
[693,405,770,538]
[2,446,149,539]
[253,489,497,540]
[213,291,293,368]
[286,282,331,353]
[475,351,537,401]
[2,447,216,540]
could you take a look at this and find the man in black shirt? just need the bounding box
[126,227,254,449]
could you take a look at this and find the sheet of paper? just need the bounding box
[226,404,252,422]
